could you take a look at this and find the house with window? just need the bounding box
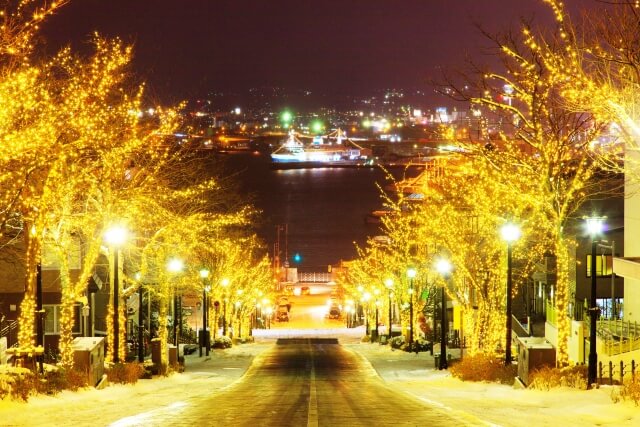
[0,236,111,358]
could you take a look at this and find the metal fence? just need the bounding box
[599,359,638,385]
[0,319,18,349]
[584,317,640,356]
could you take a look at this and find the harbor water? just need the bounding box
[220,152,421,270]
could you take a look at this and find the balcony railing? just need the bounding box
[584,317,640,356]
[0,319,19,349]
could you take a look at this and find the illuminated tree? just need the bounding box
[0,0,265,367]
[434,1,623,365]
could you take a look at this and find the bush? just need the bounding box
[212,336,232,349]
[449,353,517,384]
[361,334,371,343]
[106,362,144,384]
[618,376,640,405]
[38,368,88,394]
[527,365,588,390]
[0,368,36,401]
[402,338,432,353]
[389,335,405,349]
[9,371,36,401]
[0,366,89,401]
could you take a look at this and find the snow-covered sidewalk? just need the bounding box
[0,344,270,427]
[347,342,640,427]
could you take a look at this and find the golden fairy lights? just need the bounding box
[2,1,271,368]
[343,0,630,367]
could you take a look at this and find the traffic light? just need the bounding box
[293,253,302,264]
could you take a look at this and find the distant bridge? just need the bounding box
[297,271,332,283]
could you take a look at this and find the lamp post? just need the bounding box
[235,289,243,339]
[134,271,145,363]
[501,223,521,365]
[231,300,242,339]
[138,283,144,362]
[374,288,381,340]
[586,217,605,387]
[199,268,210,357]
[104,225,127,363]
[407,268,416,346]
[385,278,394,340]
[221,278,229,336]
[167,258,184,347]
[436,259,452,370]
[362,291,371,335]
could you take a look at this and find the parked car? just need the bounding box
[327,304,341,320]
[276,305,289,322]
[300,286,311,295]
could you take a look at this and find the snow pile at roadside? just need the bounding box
[0,343,271,427]
[349,342,640,427]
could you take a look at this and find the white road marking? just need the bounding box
[307,341,319,427]
[109,401,188,427]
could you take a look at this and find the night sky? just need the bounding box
[42,0,559,105]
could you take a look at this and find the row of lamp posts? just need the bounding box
[365,223,521,371]
[103,224,236,363]
[104,217,603,376]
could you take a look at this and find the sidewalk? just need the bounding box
[346,341,640,427]
[0,344,271,427]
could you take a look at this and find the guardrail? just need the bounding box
[586,318,640,356]
[0,319,18,349]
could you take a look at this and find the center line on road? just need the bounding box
[307,341,319,427]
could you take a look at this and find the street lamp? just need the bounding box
[586,216,605,387]
[104,225,128,363]
[221,278,230,336]
[167,258,184,347]
[362,291,371,335]
[407,268,417,346]
[374,288,381,340]
[135,272,145,363]
[436,258,452,370]
[501,223,521,365]
[235,289,243,338]
[385,278,394,340]
[199,268,210,357]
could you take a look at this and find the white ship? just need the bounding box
[270,129,372,168]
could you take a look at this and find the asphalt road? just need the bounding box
[157,338,462,427]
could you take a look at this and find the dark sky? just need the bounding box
[41,0,559,104]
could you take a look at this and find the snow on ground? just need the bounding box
[346,342,640,427]
[0,344,270,427]
[1,331,639,427]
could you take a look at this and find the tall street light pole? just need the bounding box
[221,278,230,336]
[385,278,394,340]
[167,258,184,347]
[104,225,127,364]
[586,217,605,387]
[135,272,144,363]
[199,269,210,357]
[362,291,371,336]
[501,223,521,366]
[374,288,380,341]
[407,268,416,346]
[436,259,452,370]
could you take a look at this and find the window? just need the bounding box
[43,304,81,335]
[586,254,613,278]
